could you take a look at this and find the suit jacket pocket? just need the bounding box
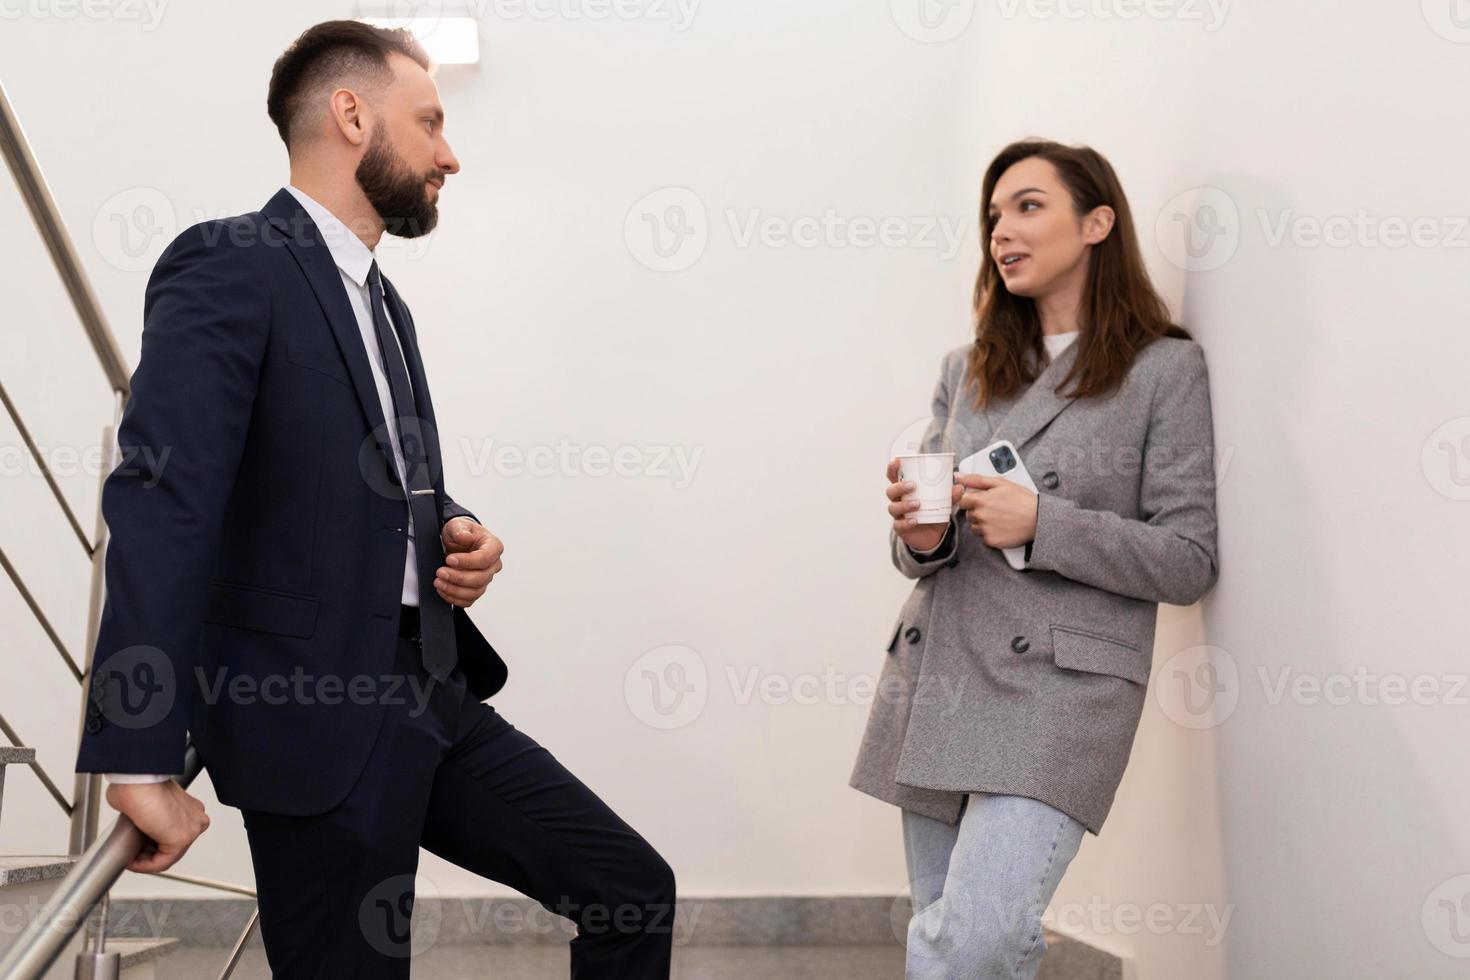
[284,340,352,388]
[204,581,321,638]
[886,617,903,654]
[1049,624,1150,686]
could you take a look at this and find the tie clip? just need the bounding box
[410,489,435,496]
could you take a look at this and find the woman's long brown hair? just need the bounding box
[967,139,1190,410]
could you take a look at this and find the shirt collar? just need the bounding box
[284,185,376,288]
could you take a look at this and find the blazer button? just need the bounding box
[905,627,922,645]
[85,717,103,734]
[1011,635,1030,654]
[86,702,102,718]
[1041,471,1060,490]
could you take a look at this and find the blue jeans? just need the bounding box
[901,793,1086,979]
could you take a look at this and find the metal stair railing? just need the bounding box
[0,76,259,980]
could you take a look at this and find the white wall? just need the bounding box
[952,1,1470,977]
[1,1,1467,976]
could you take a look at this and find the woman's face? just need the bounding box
[986,156,1108,301]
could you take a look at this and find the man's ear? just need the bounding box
[328,87,368,148]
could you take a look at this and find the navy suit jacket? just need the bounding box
[75,188,509,815]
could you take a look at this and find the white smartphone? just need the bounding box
[956,439,1037,571]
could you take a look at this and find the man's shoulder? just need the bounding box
[150,208,289,282]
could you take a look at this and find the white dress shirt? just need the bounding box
[106,186,425,786]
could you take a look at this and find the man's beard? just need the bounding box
[355,124,440,239]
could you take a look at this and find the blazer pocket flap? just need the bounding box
[1050,625,1149,685]
[205,582,320,639]
[285,340,352,387]
[886,617,903,654]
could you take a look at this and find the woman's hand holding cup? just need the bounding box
[887,456,960,552]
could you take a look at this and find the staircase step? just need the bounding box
[0,855,77,888]
[108,936,182,971]
[0,746,37,765]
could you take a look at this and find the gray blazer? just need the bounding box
[849,335,1219,835]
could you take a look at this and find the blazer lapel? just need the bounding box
[987,338,1082,452]
[260,189,396,469]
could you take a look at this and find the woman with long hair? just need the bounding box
[850,139,1220,978]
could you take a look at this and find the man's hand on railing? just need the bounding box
[104,780,211,873]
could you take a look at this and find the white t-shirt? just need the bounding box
[1044,329,1080,363]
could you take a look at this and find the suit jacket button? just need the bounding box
[1041,471,1059,489]
[86,702,102,718]
[1011,635,1030,654]
[85,717,103,734]
[905,627,922,645]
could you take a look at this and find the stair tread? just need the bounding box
[0,854,78,887]
[0,746,37,764]
[106,936,182,968]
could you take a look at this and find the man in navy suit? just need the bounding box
[75,20,674,978]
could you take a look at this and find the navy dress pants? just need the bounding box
[239,624,676,978]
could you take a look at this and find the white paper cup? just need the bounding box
[897,452,955,524]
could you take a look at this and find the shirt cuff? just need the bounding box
[104,773,174,784]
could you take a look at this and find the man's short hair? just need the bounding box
[266,20,431,152]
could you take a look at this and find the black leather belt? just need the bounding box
[397,604,421,643]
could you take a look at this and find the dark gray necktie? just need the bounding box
[366,260,456,681]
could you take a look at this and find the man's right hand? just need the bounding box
[887,458,962,552]
[103,780,211,874]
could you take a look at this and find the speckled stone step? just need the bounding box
[109,936,182,971]
[0,746,37,765]
[0,747,38,829]
[0,855,76,889]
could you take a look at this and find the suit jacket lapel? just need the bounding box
[987,338,1082,452]
[260,189,396,470]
